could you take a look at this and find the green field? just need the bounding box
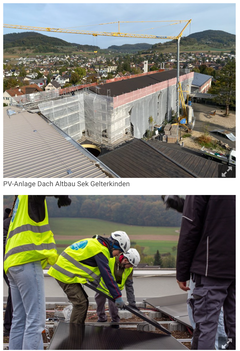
[49,217,179,256]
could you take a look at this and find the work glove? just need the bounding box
[115,297,124,309]
[56,196,72,208]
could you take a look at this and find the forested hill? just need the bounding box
[4,29,235,54]
[4,195,182,227]
[152,29,235,51]
[108,43,152,53]
[187,30,235,44]
[4,31,100,52]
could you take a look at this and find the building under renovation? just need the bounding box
[38,69,194,149]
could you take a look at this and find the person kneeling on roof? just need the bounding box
[48,231,131,324]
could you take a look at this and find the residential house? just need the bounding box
[23,77,47,89]
[54,74,70,87]
[45,80,61,91]
[191,72,213,94]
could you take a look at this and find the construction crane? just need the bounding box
[4,20,191,40]
[173,82,194,133]
[4,20,192,121]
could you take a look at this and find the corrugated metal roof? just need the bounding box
[99,139,196,178]
[99,139,220,178]
[3,106,116,178]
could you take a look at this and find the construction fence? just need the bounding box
[11,90,60,106]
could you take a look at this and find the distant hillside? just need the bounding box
[4,31,100,53]
[108,43,152,53]
[152,30,235,52]
[3,29,235,56]
[187,30,235,45]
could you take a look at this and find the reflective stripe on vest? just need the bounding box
[52,262,100,287]
[4,195,57,273]
[7,223,51,240]
[61,251,101,282]
[48,238,110,286]
[4,242,57,262]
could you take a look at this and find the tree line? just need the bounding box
[3,195,182,227]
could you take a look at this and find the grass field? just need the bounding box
[49,217,180,256]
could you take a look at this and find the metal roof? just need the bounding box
[3,106,117,178]
[99,139,196,178]
[99,139,220,178]
[192,72,212,87]
[147,141,220,177]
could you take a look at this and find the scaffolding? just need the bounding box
[37,73,193,148]
[38,90,132,148]
[11,89,59,106]
[38,93,85,141]
[84,91,132,147]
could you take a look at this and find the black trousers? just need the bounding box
[4,271,13,332]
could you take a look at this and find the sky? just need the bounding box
[3,1,236,49]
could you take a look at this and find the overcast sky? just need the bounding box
[3,2,236,49]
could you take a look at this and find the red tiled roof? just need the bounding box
[6,84,43,97]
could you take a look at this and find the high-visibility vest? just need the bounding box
[4,195,58,274]
[48,238,111,286]
[96,257,133,297]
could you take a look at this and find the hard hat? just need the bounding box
[111,231,130,253]
[123,248,140,267]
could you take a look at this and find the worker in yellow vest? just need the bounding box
[95,248,140,326]
[4,195,71,350]
[48,231,131,324]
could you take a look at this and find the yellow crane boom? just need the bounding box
[3,20,191,40]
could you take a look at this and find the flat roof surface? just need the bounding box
[49,322,187,349]
[3,106,116,178]
[90,69,184,97]
[99,138,219,178]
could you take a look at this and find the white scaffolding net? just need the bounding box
[12,90,60,106]
[84,91,132,147]
[39,93,85,141]
[38,90,132,147]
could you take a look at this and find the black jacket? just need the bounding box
[3,208,11,254]
[176,195,235,281]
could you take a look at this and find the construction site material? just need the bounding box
[81,144,101,157]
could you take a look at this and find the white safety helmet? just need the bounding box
[111,231,130,253]
[123,248,140,267]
